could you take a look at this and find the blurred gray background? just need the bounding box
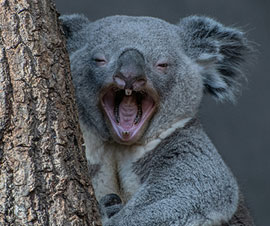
[54,0,270,225]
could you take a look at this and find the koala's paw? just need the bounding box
[99,193,123,218]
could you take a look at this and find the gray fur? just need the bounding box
[87,162,101,178]
[60,14,254,225]
[178,16,251,102]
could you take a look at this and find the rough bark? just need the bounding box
[0,0,101,225]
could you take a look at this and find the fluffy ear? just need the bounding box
[59,14,90,53]
[178,16,252,102]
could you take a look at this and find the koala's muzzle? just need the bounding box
[114,49,146,94]
[101,49,158,144]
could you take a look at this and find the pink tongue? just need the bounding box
[119,95,138,129]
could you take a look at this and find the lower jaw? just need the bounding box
[110,122,145,144]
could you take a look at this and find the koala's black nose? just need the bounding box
[113,49,146,91]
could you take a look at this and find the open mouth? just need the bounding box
[101,87,157,143]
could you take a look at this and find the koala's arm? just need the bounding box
[102,132,239,226]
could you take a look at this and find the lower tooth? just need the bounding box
[122,131,130,136]
[114,105,119,123]
[125,89,132,96]
[134,104,142,124]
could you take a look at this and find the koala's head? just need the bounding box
[60,14,250,145]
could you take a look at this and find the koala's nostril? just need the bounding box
[114,74,126,89]
[133,78,146,91]
[113,73,146,91]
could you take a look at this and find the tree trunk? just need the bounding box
[0,0,101,225]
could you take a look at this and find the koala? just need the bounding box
[60,14,255,226]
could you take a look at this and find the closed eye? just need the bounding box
[94,58,106,63]
[156,58,169,71]
[157,63,168,68]
[92,52,107,66]
[93,57,107,66]
[156,61,169,72]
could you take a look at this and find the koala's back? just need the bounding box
[226,195,255,226]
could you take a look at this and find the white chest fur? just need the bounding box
[80,117,191,202]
